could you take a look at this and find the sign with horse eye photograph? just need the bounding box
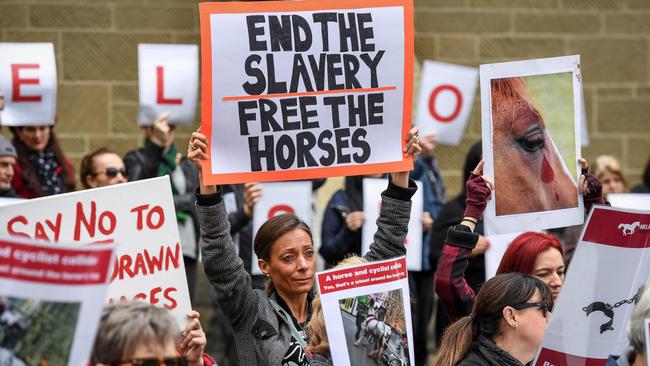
[0,177,192,326]
[414,60,478,145]
[533,206,650,365]
[198,0,414,184]
[0,43,57,126]
[317,256,413,366]
[361,178,423,271]
[0,236,114,366]
[480,55,584,235]
[138,44,199,126]
[251,181,313,275]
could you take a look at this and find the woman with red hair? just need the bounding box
[435,159,604,322]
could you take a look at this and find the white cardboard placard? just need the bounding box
[608,193,650,211]
[0,43,57,126]
[361,178,423,271]
[251,181,313,275]
[480,55,584,235]
[415,60,478,145]
[138,43,199,125]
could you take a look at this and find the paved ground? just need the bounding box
[341,311,381,366]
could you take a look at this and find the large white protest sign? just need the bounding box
[415,60,478,145]
[138,44,199,126]
[361,178,422,271]
[0,236,114,366]
[484,232,522,280]
[0,177,191,325]
[252,181,312,275]
[317,256,413,366]
[480,55,584,235]
[198,0,414,184]
[608,193,650,211]
[0,43,56,126]
[534,206,650,365]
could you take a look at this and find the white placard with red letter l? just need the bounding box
[415,60,478,145]
[138,43,198,125]
[0,43,57,126]
[252,181,313,275]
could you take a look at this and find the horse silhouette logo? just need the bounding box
[618,222,640,236]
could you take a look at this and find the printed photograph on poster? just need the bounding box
[415,60,478,145]
[317,256,414,366]
[0,43,57,126]
[480,55,584,235]
[0,297,80,366]
[0,236,115,366]
[0,177,192,326]
[252,181,312,275]
[361,178,423,271]
[198,0,414,184]
[339,289,409,366]
[138,44,199,125]
[533,206,650,365]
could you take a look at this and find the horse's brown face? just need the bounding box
[492,95,578,216]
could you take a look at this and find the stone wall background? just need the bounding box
[2,0,650,198]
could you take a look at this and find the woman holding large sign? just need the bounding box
[188,128,420,365]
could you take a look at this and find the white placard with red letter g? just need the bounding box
[138,43,198,125]
[415,60,478,145]
[0,43,57,126]
[252,181,313,275]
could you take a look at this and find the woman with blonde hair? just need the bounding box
[591,155,627,198]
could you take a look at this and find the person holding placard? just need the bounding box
[435,160,605,322]
[0,135,19,198]
[433,273,552,366]
[80,148,128,189]
[91,301,216,366]
[124,112,201,302]
[0,93,76,199]
[188,127,420,366]
[605,284,650,366]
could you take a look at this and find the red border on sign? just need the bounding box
[198,0,414,184]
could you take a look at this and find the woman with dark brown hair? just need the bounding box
[188,127,420,366]
[433,272,552,366]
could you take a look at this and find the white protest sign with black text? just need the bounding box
[534,206,650,365]
[415,60,478,145]
[252,181,312,275]
[361,178,423,271]
[138,44,199,125]
[317,256,414,366]
[0,177,192,326]
[0,43,57,126]
[0,236,114,366]
[199,0,414,184]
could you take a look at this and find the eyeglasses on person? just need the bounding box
[511,301,549,317]
[110,356,187,366]
[94,167,127,178]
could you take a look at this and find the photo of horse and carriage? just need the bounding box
[0,296,80,366]
[339,289,410,366]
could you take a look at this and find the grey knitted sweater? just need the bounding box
[197,180,416,366]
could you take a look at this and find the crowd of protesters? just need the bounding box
[1,77,649,366]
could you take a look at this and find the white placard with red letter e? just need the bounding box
[533,206,650,366]
[0,43,57,126]
[415,60,478,145]
[0,177,192,326]
[317,256,414,366]
[361,178,423,271]
[0,236,115,366]
[138,43,199,125]
[252,181,313,275]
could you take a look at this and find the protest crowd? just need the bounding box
[1,2,650,366]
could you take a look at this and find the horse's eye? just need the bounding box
[517,129,545,153]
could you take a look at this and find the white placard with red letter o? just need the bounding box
[252,181,313,275]
[0,43,57,126]
[138,44,198,125]
[415,60,478,145]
